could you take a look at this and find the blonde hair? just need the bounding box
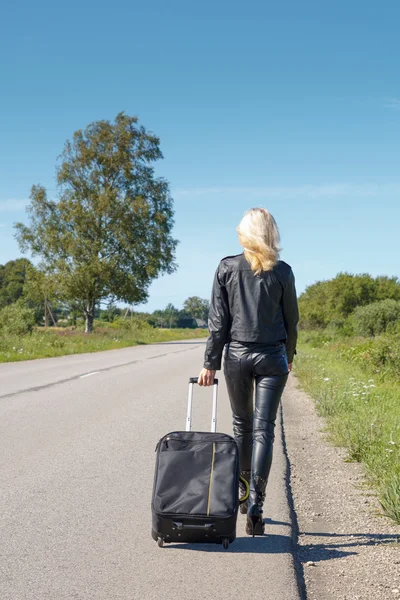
[236,208,281,275]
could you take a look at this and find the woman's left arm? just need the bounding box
[281,268,299,365]
[199,264,230,386]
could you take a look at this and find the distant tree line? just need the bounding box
[2,257,399,339]
[0,258,209,332]
[99,297,209,329]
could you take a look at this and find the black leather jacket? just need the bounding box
[204,253,299,370]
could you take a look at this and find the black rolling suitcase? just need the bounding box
[151,377,241,549]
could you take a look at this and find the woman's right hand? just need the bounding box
[288,363,293,372]
[198,368,216,386]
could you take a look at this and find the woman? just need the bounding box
[198,208,299,536]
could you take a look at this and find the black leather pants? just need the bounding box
[223,340,289,502]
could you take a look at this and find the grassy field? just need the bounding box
[0,323,207,363]
[294,330,400,524]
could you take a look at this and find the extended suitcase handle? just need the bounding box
[186,377,218,433]
[188,377,219,384]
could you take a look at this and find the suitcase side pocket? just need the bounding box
[153,450,213,515]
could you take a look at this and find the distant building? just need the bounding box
[195,318,208,329]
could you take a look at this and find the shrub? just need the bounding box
[0,302,36,335]
[327,317,355,337]
[352,299,400,337]
[331,333,400,380]
[109,316,154,333]
[99,304,122,322]
[299,273,400,329]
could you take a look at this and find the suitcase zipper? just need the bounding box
[160,437,235,446]
[206,443,216,516]
[155,438,234,452]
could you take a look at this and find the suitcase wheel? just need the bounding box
[222,539,229,550]
[157,537,164,548]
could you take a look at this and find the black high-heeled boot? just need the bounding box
[246,476,266,536]
[239,470,251,514]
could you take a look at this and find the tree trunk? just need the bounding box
[48,302,57,326]
[84,300,95,333]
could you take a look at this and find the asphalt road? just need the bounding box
[0,341,301,600]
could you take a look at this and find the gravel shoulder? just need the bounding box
[282,374,400,600]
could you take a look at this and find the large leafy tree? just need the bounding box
[15,113,178,332]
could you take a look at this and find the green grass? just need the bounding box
[294,330,400,524]
[0,323,207,363]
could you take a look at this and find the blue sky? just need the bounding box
[1,0,399,311]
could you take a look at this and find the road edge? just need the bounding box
[279,395,307,600]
